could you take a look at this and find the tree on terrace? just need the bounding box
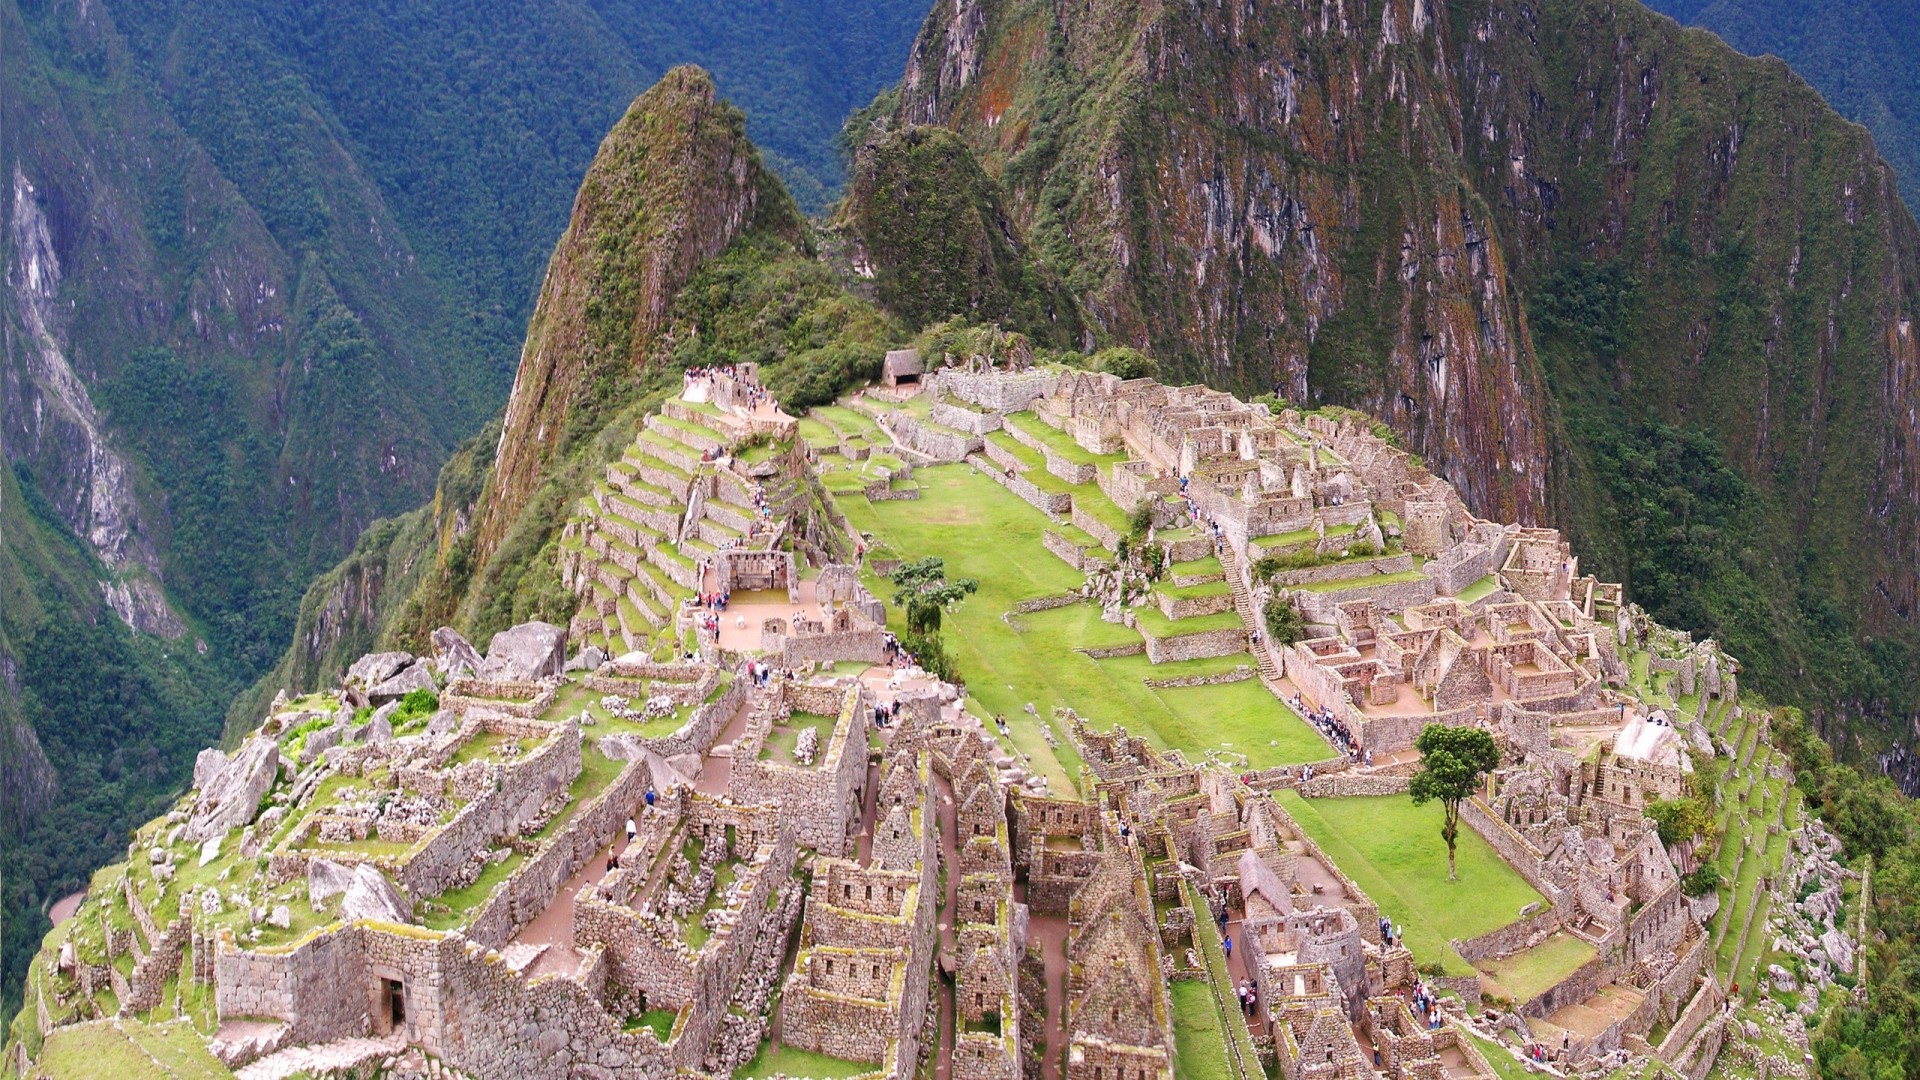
[889,556,978,634]
[1408,724,1502,881]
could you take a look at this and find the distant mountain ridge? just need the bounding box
[1647,0,1920,196]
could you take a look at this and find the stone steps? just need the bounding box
[1219,547,1283,682]
[234,1033,406,1080]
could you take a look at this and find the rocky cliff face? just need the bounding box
[476,67,804,563]
[893,0,1920,733]
[894,0,1555,523]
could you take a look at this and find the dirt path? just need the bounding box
[48,890,85,927]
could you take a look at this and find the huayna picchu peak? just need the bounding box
[7,0,1920,1078]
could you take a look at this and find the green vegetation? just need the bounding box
[838,463,1328,789]
[36,1018,231,1080]
[1278,792,1544,976]
[1475,933,1596,1003]
[1168,980,1236,1080]
[840,127,1082,345]
[1409,725,1504,881]
[738,1043,874,1079]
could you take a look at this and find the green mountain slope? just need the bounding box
[1647,0,1920,197]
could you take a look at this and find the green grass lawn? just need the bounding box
[738,1042,876,1079]
[1475,932,1595,1002]
[1277,792,1544,976]
[1292,569,1430,593]
[840,466,1329,788]
[761,712,839,764]
[1003,411,1128,468]
[1170,980,1236,1080]
[38,1019,232,1079]
[1456,575,1501,604]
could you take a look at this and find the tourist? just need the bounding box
[626,816,638,843]
[645,787,656,811]
[1223,935,1232,961]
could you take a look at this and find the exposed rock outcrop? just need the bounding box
[184,737,279,842]
[480,622,567,682]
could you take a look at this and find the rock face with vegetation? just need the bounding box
[477,67,804,563]
[891,0,1920,748]
[838,124,1083,346]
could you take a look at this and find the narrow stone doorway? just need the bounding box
[385,978,406,1030]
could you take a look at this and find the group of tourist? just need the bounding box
[685,364,777,413]
[1292,693,1367,763]
[871,700,904,729]
[1407,980,1444,1032]
[1236,979,1261,1020]
[1376,916,1404,949]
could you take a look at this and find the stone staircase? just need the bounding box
[1218,546,1283,683]
[234,1033,406,1080]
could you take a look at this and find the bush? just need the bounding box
[1681,863,1721,898]
[1091,346,1157,381]
[1263,597,1307,646]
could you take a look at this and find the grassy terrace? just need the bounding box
[1476,932,1596,1002]
[38,1019,230,1080]
[1457,575,1502,604]
[739,1044,874,1079]
[1133,605,1244,638]
[837,465,1327,789]
[761,712,838,765]
[1169,555,1223,579]
[813,404,881,441]
[1002,411,1127,469]
[1292,569,1429,593]
[1277,792,1545,977]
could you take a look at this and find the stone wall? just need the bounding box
[976,452,1074,518]
[926,368,1060,413]
[1452,907,1567,965]
[930,400,1004,436]
[1041,528,1103,571]
[1140,624,1244,663]
[465,756,657,949]
[215,925,371,1045]
[1290,575,1437,621]
[890,415,982,462]
[1141,666,1253,689]
[400,724,582,899]
[1459,797,1568,909]
[1297,773,1410,797]
[1069,503,1122,550]
[600,671,748,761]
[1269,554,1416,588]
[1154,588,1234,621]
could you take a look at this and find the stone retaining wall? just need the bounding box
[1291,575,1437,620]
[1140,625,1244,663]
[600,672,748,761]
[1011,593,1082,614]
[1040,529,1104,571]
[1270,554,1416,588]
[1068,503,1121,550]
[399,724,582,898]
[1296,773,1410,797]
[889,416,981,462]
[1459,797,1569,909]
[465,756,657,949]
[1154,589,1234,621]
[930,400,1004,436]
[1141,666,1253,689]
[1453,906,1567,965]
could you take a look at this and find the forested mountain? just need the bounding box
[1647,0,1920,195]
[879,0,1920,767]
[0,0,922,1020]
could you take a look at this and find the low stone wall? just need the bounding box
[1270,554,1416,588]
[930,400,1004,436]
[782,628,891,670]
[890,415,981,462]
[1264,796,1382,946]
[1518,950,1608,1018]
[1297,773,1410,797]
[1140,625,1244,663]
[1041,529,1103,571]
[399,724,582,898]
[1011,593,1082,614]
[442,678,559,720]
[465,756,657,949]
[1141,666,1253,689]
[1080,642,1145,659]
[975,453,1073,518]
[1453,906,1566,965]
[1069,503,1121,550]
[600,671,748,761]
[1292,575,1437,619]
[1154,589,1233,621]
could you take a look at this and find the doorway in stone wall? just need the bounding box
[384,978,407,1030]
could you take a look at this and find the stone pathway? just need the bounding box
[235,1033,406,1080]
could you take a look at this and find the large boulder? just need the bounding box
[193,747,229,791]
[431,626,484,680]
[565,645,608,673]
[347,651,414,689]
[308,858,357,908]
[341,864,414,924]
[480,621,566,681]
[185,737,280,842]
[369,660,436,704]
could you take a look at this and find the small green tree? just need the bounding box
[1645,796,1715,847]
[1092,346,1158,381]
[889,556,978,635]
[1263,596,1307,646]
[1408,725,1502,881]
